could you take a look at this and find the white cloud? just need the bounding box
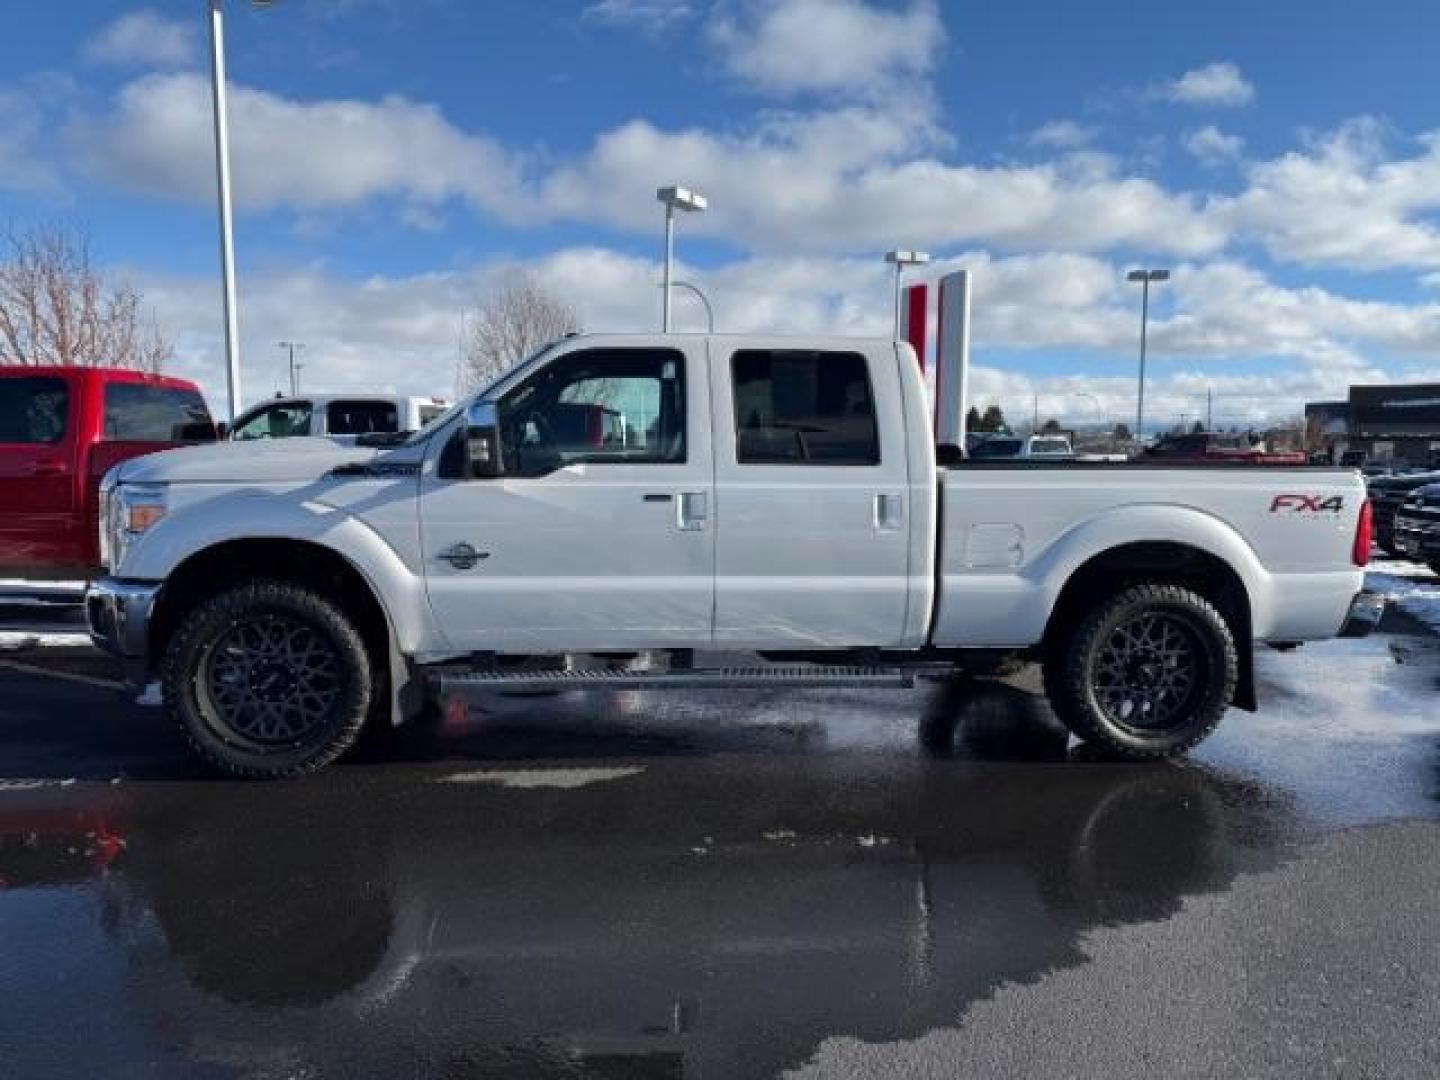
[708,0,945,98]
[83,9,197,69]
[1227,118,1440,270]
[1158,62,1255,107]
[69,75,1225,258]
[1183,125,1244,166]
[68,73,526,215]
[583,0,697,27]
[132,247,1440,433]
[1028,121,1097,150]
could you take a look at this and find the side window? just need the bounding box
[498,348,685,477]
[327,400,399,435]
[231,401,313,440]
[731,350,879,465]
[0,377,69,445]
[103,383,212,441]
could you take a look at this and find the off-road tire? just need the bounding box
[1044,582,1237,760]
[162,581,373,778]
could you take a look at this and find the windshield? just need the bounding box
[1029,438,1070,454]
[402,343,559,446]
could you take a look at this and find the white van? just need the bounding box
[227,394,451,441]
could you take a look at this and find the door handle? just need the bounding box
[678,491,707,531]
[873,493,904,530]
[642,492,674,503]
[26,462,68,477]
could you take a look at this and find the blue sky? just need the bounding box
[2,0,1439,427]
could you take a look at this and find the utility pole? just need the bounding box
[1126,268,1170,439]
[277,341,305,395]
[1206,387,1213,431]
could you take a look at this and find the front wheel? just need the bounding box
[162,581,373,778]
[1045,583,1237,759]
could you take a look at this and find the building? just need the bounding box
[1305,383,1440,467]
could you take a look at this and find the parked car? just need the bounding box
[1366,470,1440,555]
[88,333,1376,777]
[0,366,216,580]
[968,434,1074,461]
[227,394,451,441]
[1392,483,1440,573]
[1143,432,1307,465]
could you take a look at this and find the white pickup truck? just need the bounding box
[87,334,1381,777]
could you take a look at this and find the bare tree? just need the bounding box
[0,222,173,373]
[465,270,578,390]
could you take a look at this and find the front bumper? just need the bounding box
[86,578,161,681]
[1393,513,1440,561]
[1337,591,1386,639]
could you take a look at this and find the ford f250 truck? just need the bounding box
[86,334,1381,777]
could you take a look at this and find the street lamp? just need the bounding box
[885,250,930,339]
[655,280,715,333]
[209,0,278,421]
[277,340,305,395]
[1126,268,1170,440]
[657,186,707,333]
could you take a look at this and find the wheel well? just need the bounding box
[147,539,391,677]
[1041,542,1256,711]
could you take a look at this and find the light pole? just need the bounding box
[277,341,305,395]
[657,186,707,332]
[885,250,930,339]
[208,1,278,420]
[656,280,715,333]
[1126,268,1170,440]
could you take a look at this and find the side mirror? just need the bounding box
[465,401,503,479]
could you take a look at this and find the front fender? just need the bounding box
[123,487,435,655]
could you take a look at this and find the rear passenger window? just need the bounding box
[0,377,69,444]
[731,350,879,465]
[327,400,399,435]
[103,383,212,441]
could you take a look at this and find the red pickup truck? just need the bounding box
[0,367,216,580]
[1143,431,1308,465]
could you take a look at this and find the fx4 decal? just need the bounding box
[1270,494,1345,513]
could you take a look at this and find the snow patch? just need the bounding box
[1367,565,1440,634]
[439,766,645,789]
[0,632,94,651]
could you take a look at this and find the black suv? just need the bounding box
[1367,470,1440,555]
[1393,483,1440,574]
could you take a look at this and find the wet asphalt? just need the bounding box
[0,591,1437,1078]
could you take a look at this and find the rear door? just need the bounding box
[709,344,912,648]
[0,372,79,573]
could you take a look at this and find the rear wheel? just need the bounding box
[1045,583,1237,759]
[162,581,373,778]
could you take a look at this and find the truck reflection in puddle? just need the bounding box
[0,682,1297,1079]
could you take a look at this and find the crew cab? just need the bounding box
[86,334,1378,777]
[227,394,451,441]
[0,366,216,580]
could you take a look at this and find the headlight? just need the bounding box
[103,482,169,573]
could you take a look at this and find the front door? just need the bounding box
[709,344,912,648]
[0,373,78,575]
[421,341,713,654]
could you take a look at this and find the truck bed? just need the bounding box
[930,464,1364,649]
